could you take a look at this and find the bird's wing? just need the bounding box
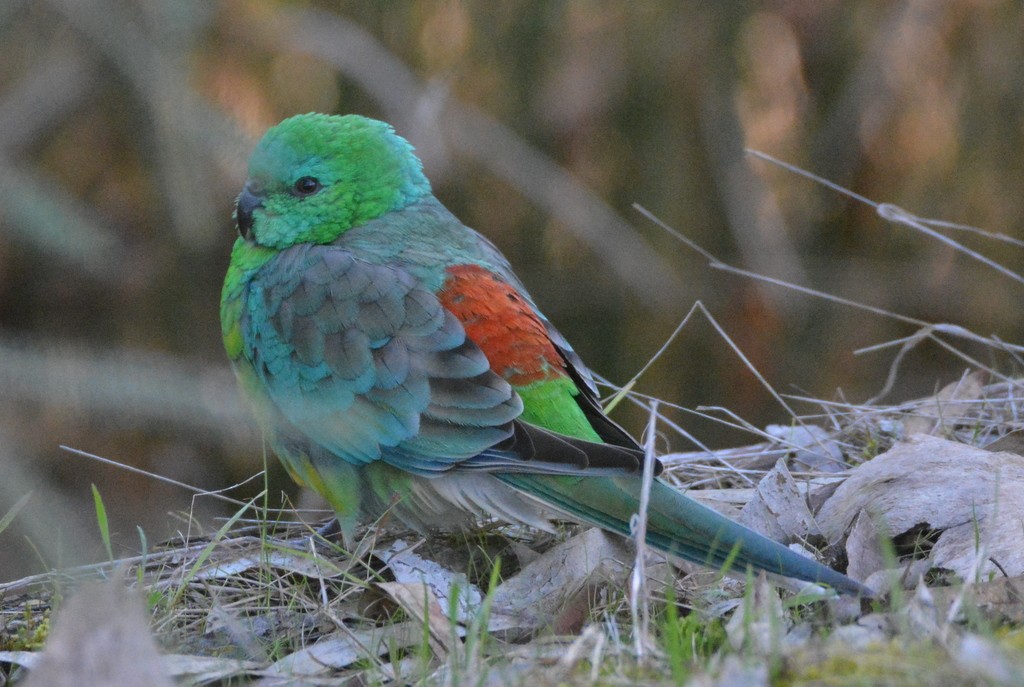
[241,243,643,475]
[442,259,643,451]
[548,326,643,451]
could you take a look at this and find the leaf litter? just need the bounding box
[7,374,1024,685]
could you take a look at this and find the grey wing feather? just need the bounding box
[241,243,523,469]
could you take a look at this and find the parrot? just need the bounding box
[220,113,869,596]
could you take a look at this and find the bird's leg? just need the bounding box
[315,517,342,541]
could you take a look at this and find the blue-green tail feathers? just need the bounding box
[499,473,870,596]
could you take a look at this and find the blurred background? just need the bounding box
[1,0,1022,581]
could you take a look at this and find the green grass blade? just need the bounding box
[91,483,114,561]
[0,492,32,536]
[165,492,264,610]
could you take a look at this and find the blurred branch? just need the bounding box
[0,41,128,280]
[0,337,252,442]
[44,0,239,246]
[697,61,806,306]
[0,44,94,151]
[811,4,908,184]
[0,164,127,281]
[240,3,685,310]
[0,3,244,278]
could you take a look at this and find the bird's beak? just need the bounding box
[235,184,265,241]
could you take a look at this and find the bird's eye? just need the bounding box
[292,176,321,196]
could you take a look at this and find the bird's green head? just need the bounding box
[234,113,432,248]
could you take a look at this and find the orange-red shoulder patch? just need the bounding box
[439,264,566,387]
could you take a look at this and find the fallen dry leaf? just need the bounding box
[984,429,1024,457]
[817,434,1024,581]
[377,582,459,660]
[902,371,986,436]
[376,538,483,623]
[159,654,261,683]
[863,560,932,595]
[260,622,421,679]
[489,528,632,637]
[724,574,786,655]
[930,574,1024,625]
[844,510,888,583]
[738,458,820,541]
[193,547,345,581]
[765,424,846,472]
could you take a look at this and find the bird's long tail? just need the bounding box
[498,473,870,596]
